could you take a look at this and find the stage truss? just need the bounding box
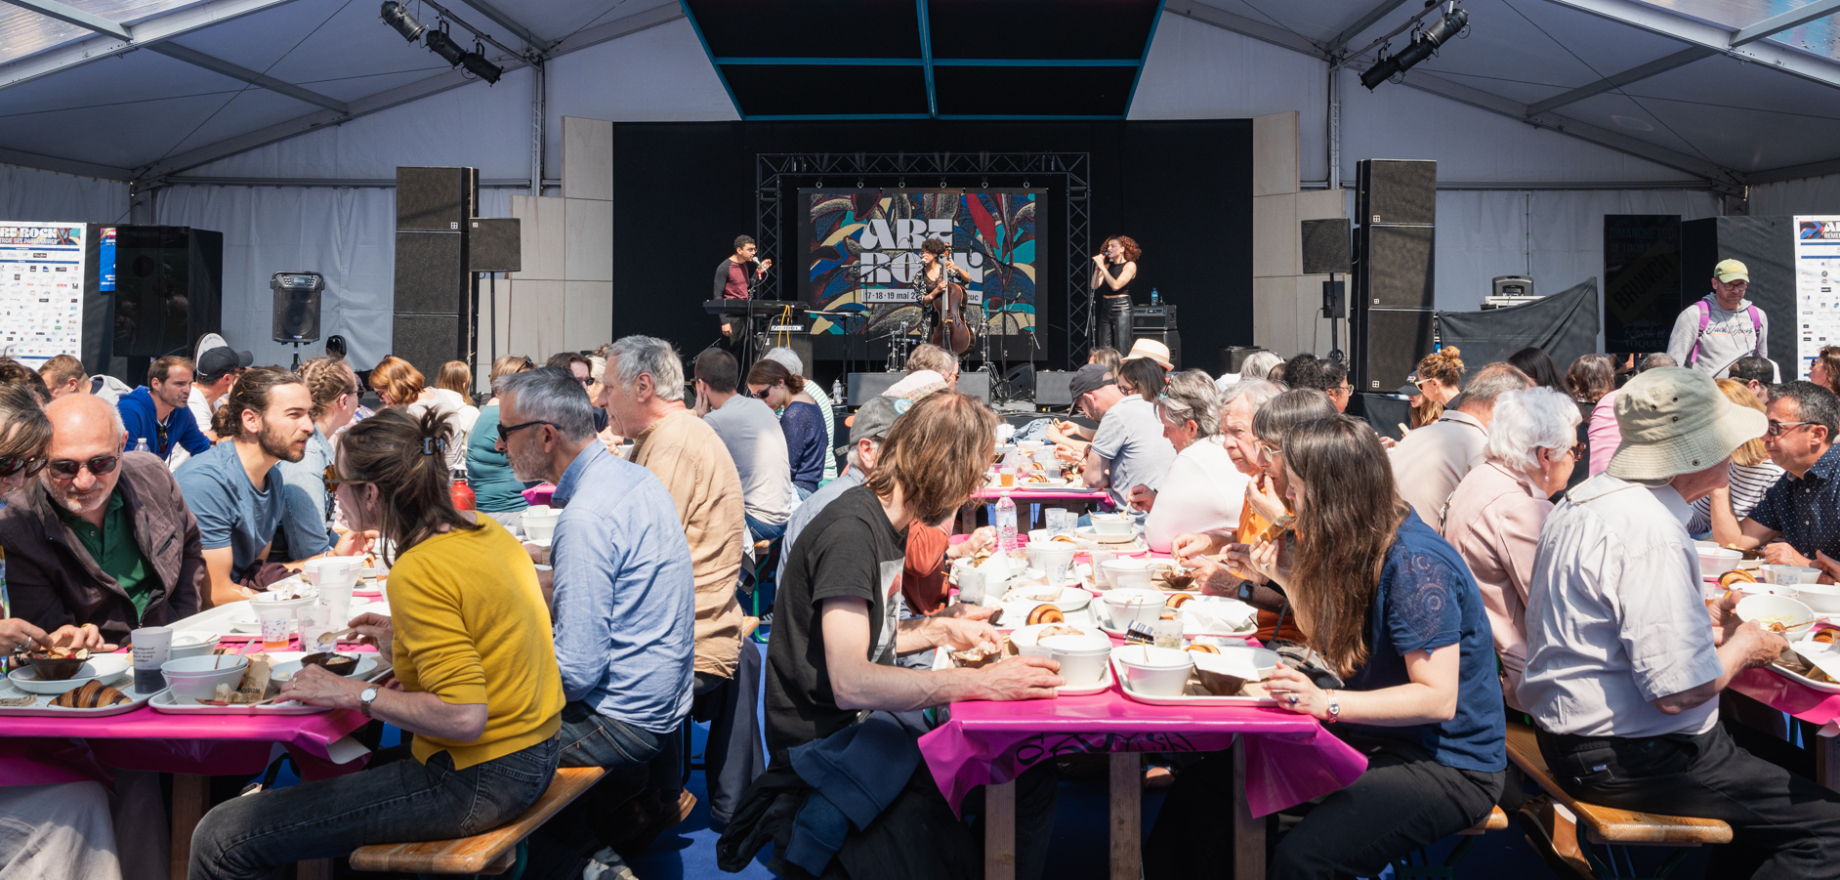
[756,151,1093,366]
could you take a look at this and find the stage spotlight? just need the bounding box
[380,1,426,42]
[424,27,467,66]
[1361,6,1467,90]
[460,42,503,83]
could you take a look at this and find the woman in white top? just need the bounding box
[1139,370,1249,553]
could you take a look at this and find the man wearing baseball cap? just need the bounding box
[1521,368,1840,875]
[1070,362,1175,511]
[1665,258,1777,380]
[188,344,252,438]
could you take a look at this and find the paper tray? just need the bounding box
[930,642,1115,696]
[0,680,160,717]
[1109,655,1279,707]
[1769,663,1840,694]
[149,690,331,715]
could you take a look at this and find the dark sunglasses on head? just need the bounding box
[46,455,120,478]
[0,456,45,479]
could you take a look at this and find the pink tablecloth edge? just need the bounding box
[918,713,1367,818]
[0,707,371,784]
[1730,667,1840,727]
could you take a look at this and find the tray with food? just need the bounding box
[1771,631,1840,693]
[0,650,150,716]
[1094,590,1258,639]
[149,651,378,715]
[1110,645,1281,707]
[931,625,1116,696]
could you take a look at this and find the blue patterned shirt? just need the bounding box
[1750,443,1840,562]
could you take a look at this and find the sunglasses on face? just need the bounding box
[0,456,45,479]
[751,386,774,399]
[497,420,558,444]
[46,455,120,478]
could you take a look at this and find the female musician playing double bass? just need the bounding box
[912,238,974,354]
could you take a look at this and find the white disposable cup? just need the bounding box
[958,568,987,606]
[319,583,353,629]
[525,518,557,542]
[131,626,172,693]
[298,604,336,652]
[255,604,295,649]
[1088,550,1116,588]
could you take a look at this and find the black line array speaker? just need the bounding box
[392,166,477,377]
[1301,219,1352,275]
[468,218,522,273]
[1353,159,1436,391]
[112,226,223,360]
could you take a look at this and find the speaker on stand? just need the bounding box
[271,272,324,369]
[1303,218,1352,362]
[1352,159,1437,393]
[467,217,521,380]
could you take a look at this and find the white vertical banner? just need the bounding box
[1793,217,1840,378]
[0,223,86,365]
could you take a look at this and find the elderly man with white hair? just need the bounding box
[1441,387,1581,710]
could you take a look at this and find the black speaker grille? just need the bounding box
[1360,159,1436,226]
[1362,225,1435,310]
[1301,218,1352,274]
[391,314,464,375]
[1359,309,1435,392]
[396,167,472,231]
[394,233,467,314]
[468,218,522,273]
[272,287,321,343]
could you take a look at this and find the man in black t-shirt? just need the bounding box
[749,392,1063,880]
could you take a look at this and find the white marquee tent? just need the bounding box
[3,0,1839,367]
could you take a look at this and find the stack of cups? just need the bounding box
[523,506,561,542]
[312,556,360,630]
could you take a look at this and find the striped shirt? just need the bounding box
[1688,461,1785,536]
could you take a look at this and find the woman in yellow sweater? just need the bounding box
[188,408,565,880]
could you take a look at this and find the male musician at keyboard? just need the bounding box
[714,235,772,348]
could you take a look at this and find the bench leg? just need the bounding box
[984,779,1016,880]
[1230,744,1265,880]
[170,773,207,880]
[1109,753,1140,880]
[296,859,332,880]
[1817,729,1840,794]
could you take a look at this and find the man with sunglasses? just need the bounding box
[0,394,203,649]
[1712,381,1840,569]
[116,355,210,466]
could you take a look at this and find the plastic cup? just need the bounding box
[958,568,987,606]
[1046,508,1074,538]
[319,583,353,630]
[131,626,172,693]
[298,604,336,652]
[1152,618,1185,650]
[999,471,1015,488]
[1088,549,1116,588]
[255,604,295,651]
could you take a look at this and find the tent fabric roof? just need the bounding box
[0,0,1837,190]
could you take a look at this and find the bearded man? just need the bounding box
[0,394,205,648]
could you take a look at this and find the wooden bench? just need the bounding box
[1504,721,1730,879]
[1389,807,1508,879]
[348,766,606,876]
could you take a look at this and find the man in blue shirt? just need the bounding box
[116,356,210,463]
[1715,381,1840,569]
[495,367,697,877]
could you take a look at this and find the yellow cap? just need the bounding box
[1714,259,1749,283]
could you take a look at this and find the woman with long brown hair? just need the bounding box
[1091,234,1140,352]
[1257,415,1506,878]
[190,406,564,879]
[747,358,825,497]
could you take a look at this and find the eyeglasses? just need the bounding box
[0,456,45,479]
[750,386,773,399]
[322,464,343,492]
[1767,420,1816,437]
[497,420,558,443]
[46,455,120,478]
[1565,442,1587,461]
[1258,442,1281,459]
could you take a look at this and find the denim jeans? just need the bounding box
[523,701,672,880]
[745,512,787,542]
[187,737,560,880]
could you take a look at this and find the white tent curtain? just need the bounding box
[1752,175,1840,216]
[0,165,128,225]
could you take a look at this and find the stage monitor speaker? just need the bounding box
[1322,280,1346,319]
[112,226,223,360]
[1360,225,1435,309]
[1356,309,1435,392]
[1132,304,1177,331]
[1131,328,1182,371]
[1219,346,1266,375]
[397,167,476,231]
[1357,159,1436,226]
[1301,219,1352,274]
[1035,370,1074,407]
[958,370,990,401]
[468,218,521,273]
[848,372,905,403]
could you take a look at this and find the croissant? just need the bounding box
[52,680,130,709]
[1166,593,1195,609]
[1026,604,1065,625]
[1719,569,1757,590]
[1186,644,1220,654]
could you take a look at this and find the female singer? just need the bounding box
[1091,235,1140,351]
[912,238,967,341]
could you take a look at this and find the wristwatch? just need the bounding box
[1238,580,1254,601]
[1324,690,1341,724]
[358,686,380,718]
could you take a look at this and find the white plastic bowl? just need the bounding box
[1736,594,1818,641]
[1100,589,1165,630]
[1090,513,1132,536]
[1041,634,1113,688]
[1698,548,1743,578]
[1113,645,1193,696]
[1102,559,1154,590]
[161,655,249,704]
[1763,564,1822,586]
[168,632,221,660]
[1793,581,1840,614]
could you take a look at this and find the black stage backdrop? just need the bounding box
[610,121,1252,375]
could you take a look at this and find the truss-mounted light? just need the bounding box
[384,6,503,85]
[1361,5,1469,90]
[380,1,425,42]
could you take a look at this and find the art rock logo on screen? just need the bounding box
[1800,220,1840,240]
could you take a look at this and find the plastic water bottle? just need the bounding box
[133,438,150,454]
[995,492,1018,554]
[1150,287,1161,307]
[831,378,845,406]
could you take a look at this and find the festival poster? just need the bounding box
[801,189,1041,338]
[0,223,86,365]
[1794,217,1840,378]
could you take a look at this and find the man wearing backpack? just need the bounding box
[1666,259,1780,381]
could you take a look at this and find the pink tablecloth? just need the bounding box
[0,705,371,786]
[522,483,556,507]
[973,487,1111,503]
[1730,667,1840,727]
[920,689,1367,818]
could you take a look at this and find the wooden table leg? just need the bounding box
[1109,752,1141,880]
[1817,728,1840,793]
[984,779,1017,880]
[1230,741,1265,880]
[170,773,208,880]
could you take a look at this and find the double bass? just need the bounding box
[927,266,976,355]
